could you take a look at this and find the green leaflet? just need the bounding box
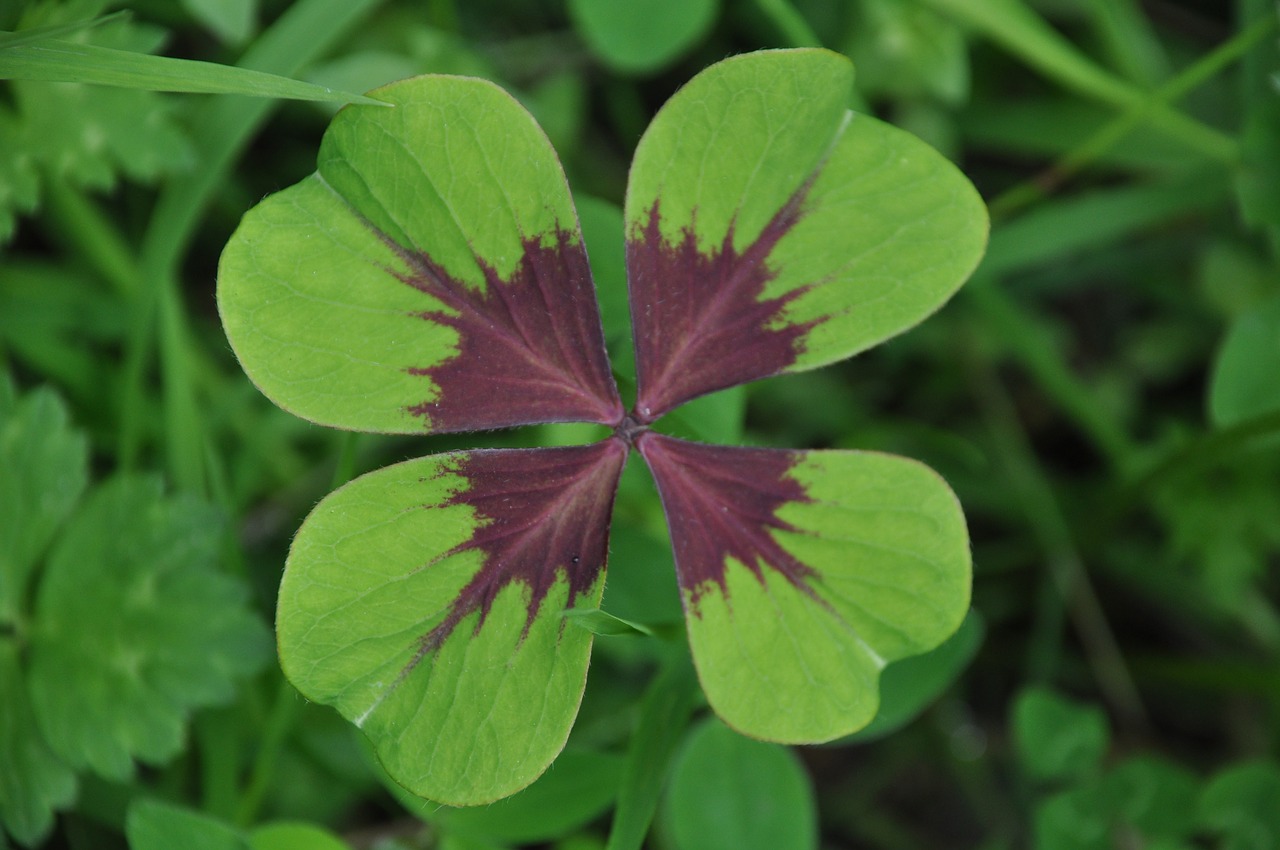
[624,49,988,417]
[219,74,621,434]
[278,444,625,804]
[646,443,971,742]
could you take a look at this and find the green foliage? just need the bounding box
[2,0,1280,846]
[1209,296,1280,426]
[662,719,817,850]
[0,381,269,846]
[1015,688,1280,850]
[1013,686,1110,783]
[567,0,718,74]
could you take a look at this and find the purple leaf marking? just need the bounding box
[416,440,627,658]
[627,189,821,423]
[637,433,815,608]
[381,228,624,432]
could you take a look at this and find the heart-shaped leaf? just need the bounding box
[278,442,626,804]
[218,75,622,435]
[638,434,970,741]
[663,718,817,850]
[625,49,988,420]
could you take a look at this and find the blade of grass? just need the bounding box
[966,335,1147,726]
[1237,0,1280,258]
[0,10,127,48]
[990,15,1275,218]
[983,176,1228,279]
[118,0,388,488]
[964,278,1137,471]
[920,0,1236,162]
[605,648,700,850]
[1084,0,1169,86]
[964,176,1231,471]
[0,39,387,104]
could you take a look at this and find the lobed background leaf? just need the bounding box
[27,476,271,780]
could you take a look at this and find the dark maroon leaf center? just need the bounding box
[636,433,815,608]
[410,441,625,662]
[627,191,822,423]
[377,227,624,432]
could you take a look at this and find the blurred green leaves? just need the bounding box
[662,719,817,850]
[0,380,270,846]
[568,0,718,74]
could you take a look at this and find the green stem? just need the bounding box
[990,15,1276,219]
[754,0,822,47]
[234,677,303,827]
[967,335,1147,726]
[964,279,1137,471]
[605,648,700,850]
[40,177,142,297]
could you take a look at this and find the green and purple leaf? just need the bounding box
[638,434,970,742]
[278,442,626,804]
[624,49,988,421]
[218,75,622,435]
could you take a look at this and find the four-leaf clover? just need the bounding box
[217,48,988,804]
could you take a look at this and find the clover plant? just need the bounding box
[217,47,988,804]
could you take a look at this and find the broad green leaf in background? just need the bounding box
[1013,686,1110,783]
[1199,760,1280,849]
[248,822,353,850]
[380,745,624,844]
[278,444,626,804]
[0,379,87,625]
[576,194,632,378]
[1107,757,1200,842]
[605,649,700,850]
[27,476,271,779]
[1208,295,1280,427]
[624,48,988,420]
[218,74,623,435]
[847,608,984,741]
[432,750,624,844]
[568,0,719,75]
[181,0,256,45]
[662,719,817,850]
[126,799,247,850]
[639,437,970,742]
